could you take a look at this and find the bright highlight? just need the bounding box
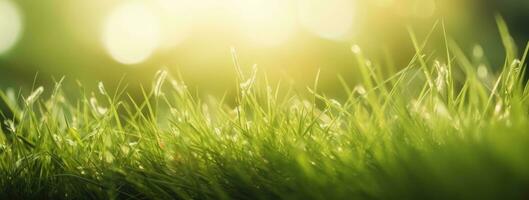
[234,0,296,47]
[155,0,193,48]
[0,0,23,54]
[298,0,355,41]
[103,2,161,65]
[413,0,436,18]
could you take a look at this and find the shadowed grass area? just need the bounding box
[1,19,529,199]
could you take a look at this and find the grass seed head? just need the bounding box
[25,86,44,105]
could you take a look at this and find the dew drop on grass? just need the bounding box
[494,100,503,116]
[354,85,366,96]
[90,97,108,115]
[104,151,114,163]
[351,45,361,54]
[434,99,450,119]
[512,59,521,68]
[473,45,484,58]
[98,81,107,95]
[477,64,488,79]
[76,167,85,175]
[6,88,15,103]
[4,119,15,133]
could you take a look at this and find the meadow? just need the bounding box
[1,19,529,199]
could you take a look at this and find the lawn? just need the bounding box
[1,19,529,199]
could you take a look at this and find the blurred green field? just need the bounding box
[1,0,529,96]
[1,18,529,198]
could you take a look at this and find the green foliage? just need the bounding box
[1,21,529,199]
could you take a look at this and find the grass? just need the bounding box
[1,19,529,199]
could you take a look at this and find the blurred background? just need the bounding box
[0,0,528,98]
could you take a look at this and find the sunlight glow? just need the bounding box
[298,0,355,41]
[155,0,194,48]
[0,0,23,54]
[234,0,296,47]
[103,2,161,65]
[374,0,393,7]
[413,0,436,18]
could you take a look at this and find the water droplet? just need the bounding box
[477,64,488,79]
[354,85,366,96]
[351,45,361,54]
[98,81,107,95]
[473,45,484,58]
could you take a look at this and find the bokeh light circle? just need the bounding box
[298,0,355,41]
[103,2,161,65]
[154,0,194,48]
[234,0,296,47]
[0,0,23,54]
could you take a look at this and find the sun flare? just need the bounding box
[298,0,356,41]
[233,0,296,47]
[103,2,161,65]
[0,0,23,54]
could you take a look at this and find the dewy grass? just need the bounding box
[2,20,529,199]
